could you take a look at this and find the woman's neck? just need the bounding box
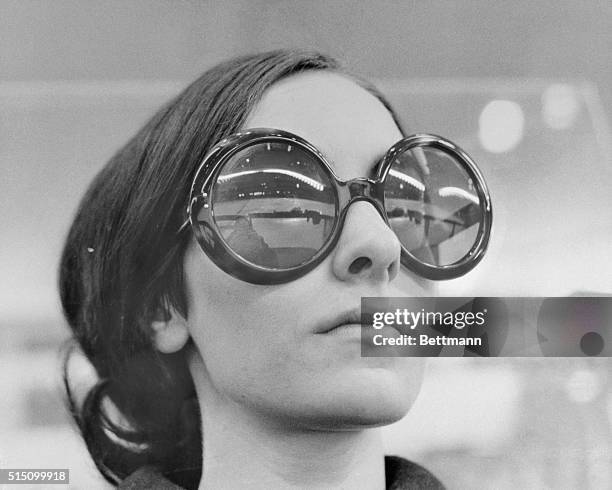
[190,358,386,490]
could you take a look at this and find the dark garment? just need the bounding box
[119,456,445,489]
[384,456,446,490]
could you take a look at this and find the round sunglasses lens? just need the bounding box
[208,141,336,268]
[384,146,483,266]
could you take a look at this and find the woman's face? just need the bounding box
[181,72,432,429]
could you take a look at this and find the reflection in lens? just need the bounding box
[208,141,336,268]
[384,146,482,266]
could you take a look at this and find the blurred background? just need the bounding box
[1,1,611,488]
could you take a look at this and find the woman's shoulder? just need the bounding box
[118,456,445,489]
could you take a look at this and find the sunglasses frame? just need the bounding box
[182,128,492,284]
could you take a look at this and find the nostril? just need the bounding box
[388,260,399,279]
[348,256,372,274]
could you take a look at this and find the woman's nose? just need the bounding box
[331,200,401,284]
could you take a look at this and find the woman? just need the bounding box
[60,49,490,489]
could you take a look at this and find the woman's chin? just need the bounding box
[283,364,425,430]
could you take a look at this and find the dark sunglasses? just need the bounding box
[180,128,492,284]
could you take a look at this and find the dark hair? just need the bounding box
[59,49,404,488]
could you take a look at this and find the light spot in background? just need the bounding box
[541,83,580,130]
[565,368,603,404]
[478,100,525,153]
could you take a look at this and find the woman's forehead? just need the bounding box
[243,71,402,178]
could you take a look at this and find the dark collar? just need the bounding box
[119,456,445,489]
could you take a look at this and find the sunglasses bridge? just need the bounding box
[338,177,387,220]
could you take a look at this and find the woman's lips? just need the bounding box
[323,323,363,336]
[314,308,363,334]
